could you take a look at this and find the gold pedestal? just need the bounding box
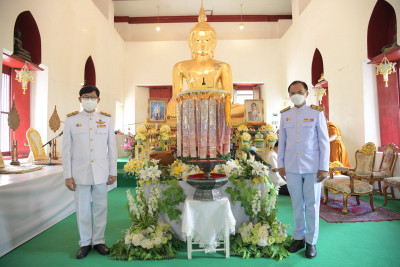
[52,139,58,160]
[10,140,20,166]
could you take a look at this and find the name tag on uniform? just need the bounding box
[96,120,105,125]
[286,117,292,121]
[76,123,82,127]
[97,124,107,128]
[304,118,314,122]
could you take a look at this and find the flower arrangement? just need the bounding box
[260,124,275,133]
[237,124,248,133]
[266,131,278,150]
[137,125,147,135]
[330,161,344,175]
[222,159,291,261]
[110,185,181,261]
[160,125,171,135]
[124,159,161,186]
[135,133,147,144]
[124,159,144,176]
[137,159,162,186]
[169,160,200,181]
[123,135,135,158]
[241,132,251,142]
[239,220,288,247]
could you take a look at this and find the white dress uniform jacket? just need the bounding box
[62,111,117,184]
[277,105,329,173]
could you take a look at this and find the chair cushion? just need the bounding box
[324,179,373,194]
[384,177,400,186]
[381,148,394,171]
[372,170,391,179]
[354,152,374,175]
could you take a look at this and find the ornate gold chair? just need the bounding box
[323,142,376,214]
[383,177,400,206]
[371,143,398,194]
[26,128,48,161]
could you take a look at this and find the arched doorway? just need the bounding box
[311,48,329,118]
[367,0,399,147]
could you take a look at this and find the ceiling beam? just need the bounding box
[114,14,292,24]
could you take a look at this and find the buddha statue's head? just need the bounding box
[188,1,217,59]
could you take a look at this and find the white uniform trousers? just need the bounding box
[286,172,321,245]
[74,183,108,247]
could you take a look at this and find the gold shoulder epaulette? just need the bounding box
[310,105,324,112]
[280,106,291,113]
[100,111,111,117]
[66,111,79,117]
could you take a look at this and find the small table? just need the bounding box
[182,197,236,259]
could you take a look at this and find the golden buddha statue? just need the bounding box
[167,0,233,119]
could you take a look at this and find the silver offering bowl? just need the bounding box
[186,160,228,201]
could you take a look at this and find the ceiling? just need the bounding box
[111,0,293,41]
[113,0,292,17]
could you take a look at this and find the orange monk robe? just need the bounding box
[328,122,351,167]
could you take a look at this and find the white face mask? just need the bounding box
[290,94,306,106]
[82,98,98,112]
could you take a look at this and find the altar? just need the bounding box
[0,164,117,257]
[144,180,264,240]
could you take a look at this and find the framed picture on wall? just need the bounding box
[245,99,264,123]
[148,98,167,123]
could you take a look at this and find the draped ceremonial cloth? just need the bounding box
[176,89,231,158]
[328,122,350,167]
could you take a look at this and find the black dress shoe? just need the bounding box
[288,239,305,253]
[93,244,110,255]
[76,245,91,259]
[306,243,317,258]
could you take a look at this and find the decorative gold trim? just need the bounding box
[26,128,47,160]
[280,106,290,113]
[100,111,111,117]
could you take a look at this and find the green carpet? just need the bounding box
[117,157,136,187]
[0,189,399,267]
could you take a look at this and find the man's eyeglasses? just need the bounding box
[81,96,98,100]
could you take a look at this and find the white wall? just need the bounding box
[281,0,400,166]
[0,0,126,155]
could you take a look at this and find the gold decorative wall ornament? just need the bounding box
[314,85,326,104]
[376,56,397,87]
[15,62,34,94]
[49,105,61,132]
[8,98,20,165]
[8,98,20,131]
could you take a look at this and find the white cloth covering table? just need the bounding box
[182,197,236,259]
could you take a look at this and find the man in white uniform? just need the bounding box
[278,81,329,259]
[62,86,117,259]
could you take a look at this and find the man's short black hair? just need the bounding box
[274,141,279,148]
[251,102,257,107]
[79,86,100,97]
[288,80,308,93]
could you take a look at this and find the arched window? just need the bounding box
[311,48,329,118]
[1,11,41,157]
[84,56,96,86]
[367,0,399,147]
